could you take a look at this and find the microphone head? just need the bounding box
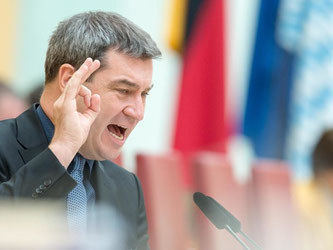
[205,195,241,233]
[193,192,241,232]
[193,192,227,229]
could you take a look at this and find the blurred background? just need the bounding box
[1,0,333,249]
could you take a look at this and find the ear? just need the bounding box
[57,64,75,92]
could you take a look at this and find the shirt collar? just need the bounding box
[36,104,54,143]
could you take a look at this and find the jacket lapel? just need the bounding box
[16,104,49,164]
[91,161,121,207]
[19,144,49,164]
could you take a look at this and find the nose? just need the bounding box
[123,97,145,121]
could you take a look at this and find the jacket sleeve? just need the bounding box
[0,148,76,200]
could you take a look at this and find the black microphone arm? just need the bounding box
[193,192,262,250]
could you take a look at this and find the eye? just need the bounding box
[117,89,130,95]
[142,91,150,97]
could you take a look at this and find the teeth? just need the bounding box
[117,124,127,129]
[110,131,124,140]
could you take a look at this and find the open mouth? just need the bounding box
[107,124,127,141]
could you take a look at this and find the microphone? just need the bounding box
[193,192,228,230]
[205,195,241,232]
[193,192,262,250]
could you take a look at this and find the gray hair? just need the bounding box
[45,11,161,83]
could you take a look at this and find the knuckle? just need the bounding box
[81,86,91,95]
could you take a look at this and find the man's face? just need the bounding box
[78,50,153,161]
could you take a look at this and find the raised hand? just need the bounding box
[49,58,100,168]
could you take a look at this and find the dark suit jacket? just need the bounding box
[0,105,149,250]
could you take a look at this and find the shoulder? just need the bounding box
[102,160,138,181]
[0,118,19,148]
[101,160,142,192]
[0,118,21,179]
[0,106,42,164]
[0,118,17,135]
[0,105,37,137]
[0,106,37,149]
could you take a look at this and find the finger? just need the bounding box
[81,59,101,83]
[75,58,99,85]
[78,85,92,107]
[90,94,100,112]
[64,58,92,100]
[83,94,100,121]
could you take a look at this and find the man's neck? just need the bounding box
[39,83,60,123]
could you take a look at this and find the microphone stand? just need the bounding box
[225,225,250,250]
[239,231,262,250]
[225,225,262,250]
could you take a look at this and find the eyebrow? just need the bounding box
[108,79,154,91]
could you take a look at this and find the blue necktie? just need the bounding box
[66,155,95,231]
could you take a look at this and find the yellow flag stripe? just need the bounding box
[167,0,188,53]
[0,0,17,83]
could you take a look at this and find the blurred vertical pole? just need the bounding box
[0,0,17,83]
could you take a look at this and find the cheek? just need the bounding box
[100,97,125,116]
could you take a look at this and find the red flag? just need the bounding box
[173,0,229,184]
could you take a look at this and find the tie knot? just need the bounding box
[72,155,85,175]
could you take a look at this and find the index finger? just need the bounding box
[81,59,100,83]
[64,58,100,100]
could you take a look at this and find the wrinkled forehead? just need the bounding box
[95,50,153,86]
[88,50,153,85]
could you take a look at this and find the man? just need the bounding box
[0,11,161,249]
[296,130,333,250]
